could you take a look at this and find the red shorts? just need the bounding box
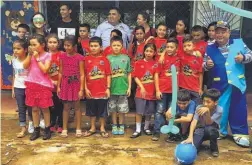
[25,82,53,108]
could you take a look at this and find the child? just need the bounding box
[12,39,32,137]
[146,23,167,55]
[83,36,111,138]
[130,43,159,138]
[77,23,91,56]
[57,35,84,138]
[23,34,53,141]
[30,12,49,36]
[179,35,203,104]
[128,26,146,111]
[207,22,217,45]
[170,18,190,57]
[47,33,64,133]
[182,88,222,157]
[17,24,30,40]
[165,89,196,142]
[107,36,131,135]
[191,25,208,57]
[152,37,180,141]
[103,29,127,57]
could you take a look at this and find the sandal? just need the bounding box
[83,130,96,137]
[143,129,152,136]
[17,131,26,138]
[130,132,141,138]
[100,131,109,138]
[76,130,82,138]
[60,130,68,138]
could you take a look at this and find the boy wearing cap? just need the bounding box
[204,20,252,147]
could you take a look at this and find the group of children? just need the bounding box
[12,19,223,157]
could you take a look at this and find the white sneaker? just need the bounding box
[39,119,45,129]
[28,121,34,133]
[233,136,250,147]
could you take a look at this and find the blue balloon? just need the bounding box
[175,143,197,165]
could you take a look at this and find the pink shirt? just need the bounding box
[25,52,53,88]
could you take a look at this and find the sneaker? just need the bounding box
[57,127,63,133]
[39,119,45,129]
[43,127,51,140]
[233,136,250,147]
[152,133,160,141]
[50,126,56,132]
[211,151,219,157]
[112,125,118,135]
[30,127,40,141]
[118,125,125,135]
[28,121,34,134]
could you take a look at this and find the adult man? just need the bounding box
[95,7,131,48]
[51,3,77,48]
[205,20,252,147]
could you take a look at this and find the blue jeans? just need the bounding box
[14,88,32,126]
[153,93,172,133]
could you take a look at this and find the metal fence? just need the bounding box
[45,1,192,34]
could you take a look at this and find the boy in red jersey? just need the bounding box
[179,35,203,105]
[152,37,180,141]
[191,25,208,57]
[83,36,112,138]
[77,23,90,56]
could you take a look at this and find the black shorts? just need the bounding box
[86,99,108,117]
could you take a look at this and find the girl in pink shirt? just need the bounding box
[23,34,53,141]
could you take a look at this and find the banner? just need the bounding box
[1,1,37,89]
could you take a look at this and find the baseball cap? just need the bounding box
[216,20,230,29]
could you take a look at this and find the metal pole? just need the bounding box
[79,0,84,24]
[153,0,156,28]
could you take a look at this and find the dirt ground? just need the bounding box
[1,119,252,165]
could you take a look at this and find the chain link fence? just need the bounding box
[45,1,192,35]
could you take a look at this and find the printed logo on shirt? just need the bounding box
[100,60,104,65]
[89,66,104,80]
[49,63,59,76]
[121,58,126,63]
[183,64,192,76]
[58,28,76,39]
[16,69,28,77]
[88,60,91,63]
[153,63,158,68]
[135,53,143,61]
[112,65,125,78]
[141,71,153,84]
[158,43,166,53]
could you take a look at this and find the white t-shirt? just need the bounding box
[12,58,28,88]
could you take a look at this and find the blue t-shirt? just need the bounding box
[176,100,196,115]
[193,105,223,127]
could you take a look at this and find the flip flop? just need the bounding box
[60,130,68,138]
[100,131,109,138]
[16,131,26,138]
[76,130,82,138]
[83,130,96,137]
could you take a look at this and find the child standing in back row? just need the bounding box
[58,35,84,138]
[107,36,131,135]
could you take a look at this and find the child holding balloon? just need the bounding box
[182,88,222,157]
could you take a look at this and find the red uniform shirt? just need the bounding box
[128,42,145,71]
[133,59,159,100]
[80,39,90,56]
[179,52,203,92]
[152,38,167,54]
[84,55,111,98]
[157,55,180,93]
[102,46,127,57]
[48,51,62,81]
[194,40,207,57]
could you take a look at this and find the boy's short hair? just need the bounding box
[202,88,221,102]
[191,25,203,32]
[111,29,122,37]
[79,23,90,32]
[89,36,102,46]
[167,37,178,46]
[17,23,30,32]
[110,36,123,44]
[177,89,191,101]
[60,3,72,10]
[182,34,193,43]
[208,21,217,29]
